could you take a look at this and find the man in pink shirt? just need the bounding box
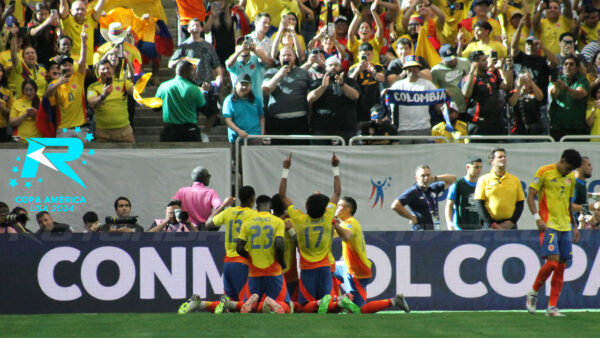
[172,166,222,230]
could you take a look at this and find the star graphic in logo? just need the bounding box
[25,182,32,188]
[16,156,21,161]
[39,178,43,182]
[82,160,87,165]
[89,149,95,156]
[12,166,18,173]
[9,179,18,188]
[75,126,81,133]
[63,128,67,132]
[85,133,94,142]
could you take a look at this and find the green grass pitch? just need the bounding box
[2,311,600,337]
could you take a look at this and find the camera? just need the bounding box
[311,49,320,55]
[174,209,189,222]
[361,54,367,61]
[282,60,290,66]
[105,77,113,86]
[105,216,138,225]
[5,213,28,224]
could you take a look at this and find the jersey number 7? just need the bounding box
[304,226,324,248]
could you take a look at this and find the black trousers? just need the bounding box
[160,123,201,142]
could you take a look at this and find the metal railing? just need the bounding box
[455,135,555,142]
[559,135,600,142]
[233,135,346,200]
[348,135,449,145]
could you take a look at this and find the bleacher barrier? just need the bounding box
[456,135,556,142]
[348,135,449,145]
[559,135,600,142]
[1,230,599,313]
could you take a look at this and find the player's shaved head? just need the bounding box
[271,194,285,216]
[256,195,271,212]
[239,186,256,207]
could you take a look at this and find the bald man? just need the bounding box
[172,166,222,229]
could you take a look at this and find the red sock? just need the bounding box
[235,301,243,311]
[549,263,566,307]
[204,301,218,313]
[256,301,264,313]
[277,301,291,313]
[327,301,339,313]
[301,301,319,313]
[533,260,558,291]
[292,301,301,313]
[361,299,392,314]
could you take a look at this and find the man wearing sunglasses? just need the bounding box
[557,33,587,75]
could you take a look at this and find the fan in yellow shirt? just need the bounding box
[532,0,573,55]
[58,0,107,66]
[9,79,42,143]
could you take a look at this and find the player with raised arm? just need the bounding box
[279,152,340,313]
[526,149,582,317]
[178,186,257,314]
[236,195,290,313]
[332,196,411,314]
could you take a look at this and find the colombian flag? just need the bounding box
[415,26,442,68]
[245,0,302,28]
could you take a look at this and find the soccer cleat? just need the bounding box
[214,295,230,314]
[264,297,285,314]
[178,294,202,314]
[338,295,361,314]
[391,294,410,313]
[545,306,566,317]
[318,294,332,314]
[241,293,259,313]
[526,290,538,314]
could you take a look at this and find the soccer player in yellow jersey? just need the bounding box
[271,193,300,302]
[279,152,340,313]
[526,149,582,317]
[237,195,290,313]
[332,196,410,314]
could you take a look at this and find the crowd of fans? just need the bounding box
[1,0,599,144]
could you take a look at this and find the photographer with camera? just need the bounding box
[148,200,198,232]
[0,202,28,233]
[101,197,144,232]
[307,55,360,144]
[87,59,134,143]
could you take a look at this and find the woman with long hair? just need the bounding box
[9,26,47,98]
[9,78,41,142]
[508,70,544,136]
[271,11,306,63]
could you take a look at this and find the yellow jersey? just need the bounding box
[287,203,335,270]
[461,40,507,59]
[586,105,600,142]
[282,217,297,277]
[0,87,14,128]
[340,217,372,279]
[537,17,572,55]
[239,211,285,277]
[87,80,132,129]
[212,206,257,264]
[348,37,382,66]
[60,14,96,66]
[14,57,47,98]
[9,96,42,142]
[431,120,468,143]
[530,164,575,231]
[474,171,525,220]
[52,71,86,129]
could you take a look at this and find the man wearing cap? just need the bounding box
[392,164,456,231]
[222,74,265,144]
[533,0,573,55]
[87,59,134,143]
[169,18,225,140]
[459,21,507,59]
[262,46,312,142]
[308,55,360,143]
[431,44,469,118]
[58,0,106,67]
[155,60,206,142]
[333,15,349,46]
[226,36,270,103]
[350,42,385,123]
[446,156,483,230]
[388,55,440,143]
[431,101,468,143]
[43,29,89,141]
[511,18,556,103]
[93,22,142,68]
[387,38,431,86]
[462,51,508,137]
[359,104,399,144]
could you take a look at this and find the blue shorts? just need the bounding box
[540,228,572,261]
[298,266,332,304]
[248,275,290,302]
[333,264,372,307]
[222,262,249,301]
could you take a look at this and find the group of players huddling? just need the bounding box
[178,149,583,316]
